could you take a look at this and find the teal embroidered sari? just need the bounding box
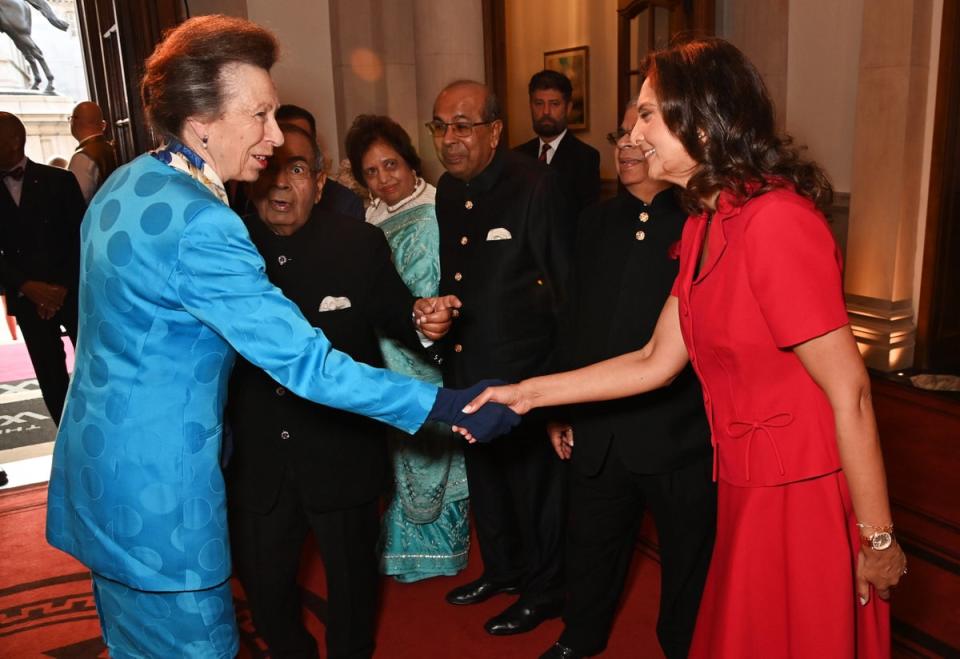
[370,182,470,582]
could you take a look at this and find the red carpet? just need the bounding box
[1,483,664,658]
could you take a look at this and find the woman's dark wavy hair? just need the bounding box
[141,15,279,140]
[643,37,832,213]
[345,115,423,189]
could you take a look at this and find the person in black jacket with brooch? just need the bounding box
[538,102,717,659]
[225,124,458,659]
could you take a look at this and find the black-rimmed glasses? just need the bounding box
[606,127,631,146]
[425,120,494,138]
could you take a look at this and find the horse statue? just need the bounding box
[0,0,69,93]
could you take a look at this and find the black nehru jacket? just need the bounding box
[515,131,600,219]
[226,209,422,513]
[436,148,572,387]
[558,189,711,475]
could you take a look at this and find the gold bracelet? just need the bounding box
[856,522,894,533]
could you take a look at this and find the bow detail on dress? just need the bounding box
[727,412,794,481]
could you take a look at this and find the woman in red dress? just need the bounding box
[462,38,906,658]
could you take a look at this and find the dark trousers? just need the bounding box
[230,476,380,659]
[464,418,566,604]
[16,297,77,426]
[560,447,716,658]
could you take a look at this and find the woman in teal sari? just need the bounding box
[346,115,469,581]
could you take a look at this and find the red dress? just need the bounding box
[671,187,890,658]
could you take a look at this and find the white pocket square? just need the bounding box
[319,296,352,312]
[486,227,512,241]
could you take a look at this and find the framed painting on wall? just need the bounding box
[544,45,589,131]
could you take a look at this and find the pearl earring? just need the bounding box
[201,135,209,149]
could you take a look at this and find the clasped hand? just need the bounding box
[413,294,462,341]
[21,280,67,320]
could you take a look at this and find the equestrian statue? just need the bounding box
[0,0,70,92]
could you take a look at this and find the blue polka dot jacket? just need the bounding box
[46,154,438,592]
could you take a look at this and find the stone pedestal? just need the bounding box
[0,91,76,165]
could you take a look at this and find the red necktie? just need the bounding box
[1,166,24,181]
[539,143,551,163]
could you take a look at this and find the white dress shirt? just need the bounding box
[68,149,100,203]
[537,129,567,165]
[2,156,27,207]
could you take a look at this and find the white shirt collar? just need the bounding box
[538,129,567,152]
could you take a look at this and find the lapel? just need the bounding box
[0,177,16,219]
[692,192,742,285]
[550,133,572,169]
[16,160,43,221]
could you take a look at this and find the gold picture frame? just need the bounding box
[543,45,590,131]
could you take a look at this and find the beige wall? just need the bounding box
[189,0,341,168]
[504,0,619,180]
[784,0,863,193]
[246,0,341,168]
[718,0,789,132]
[187,0,247,18]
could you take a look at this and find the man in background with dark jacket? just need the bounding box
[514,70,600,219]
[0,111,85,427]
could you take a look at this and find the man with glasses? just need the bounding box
[225,123,457,659]
[515,70,600,219]
[537,102,716,659]
[428,80,572,635]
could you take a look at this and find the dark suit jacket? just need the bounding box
[557,189,711,476]
[226,208,422,514]
[436,148,572,387]
[0,160,85,315]
[317,178,364,221]
[515,131,600,219]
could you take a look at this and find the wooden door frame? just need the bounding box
[916,1,959,369]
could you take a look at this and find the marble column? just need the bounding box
[844,0,933,371]
[329,0,485,184]
[411,0,486,182]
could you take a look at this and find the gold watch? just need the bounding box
[858,523,895,551]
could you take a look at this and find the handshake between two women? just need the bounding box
[411,294,522,444]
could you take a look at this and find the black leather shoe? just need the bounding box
[445,578,520,605]
[0,468,7,487]
[484,599,563,635]
[539,643,587,659]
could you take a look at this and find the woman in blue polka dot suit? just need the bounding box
[44,15,517,658]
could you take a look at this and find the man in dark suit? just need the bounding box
[226,124,455,659]
[429,80,572,635]
[514,70,600,219]
[538,104,716,659]
[0,112,85,426]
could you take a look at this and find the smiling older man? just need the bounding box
[429,80,574,636]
